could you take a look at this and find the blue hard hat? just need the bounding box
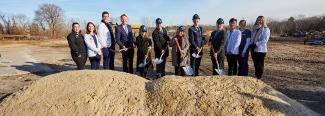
[217,18,224,24]
[192,14,200,20]
[156,18,162,24]
[139,25,147,32]
[178,26,185,32]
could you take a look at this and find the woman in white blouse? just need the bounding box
[84,22,102,69]
[243,16,270,79]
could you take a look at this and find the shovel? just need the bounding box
[138,58,150,68]
[191,47,202,58]
[154,52,165,64]
[182,59,194,76]
[173,37,193,76]
[139,48,152,68]
[214,57,225,76]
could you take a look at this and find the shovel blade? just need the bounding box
[138,63,145,68]
[155,58,164,64]
[183,66,194,76]
[191,53,201,58]
[214,69,225,76]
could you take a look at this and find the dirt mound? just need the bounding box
[0,70,149,116]
[0,70,319,116]
[148,76,318,116]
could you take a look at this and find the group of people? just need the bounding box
[67,11,270,79]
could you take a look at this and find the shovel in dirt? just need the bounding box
[154,52,165,65]
[139,48,152,68]
[182,66,193,76]
[138,59,149,68]
[180,53,193,76]
[214,59,225,76]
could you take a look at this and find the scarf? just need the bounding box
[252,25,263,43]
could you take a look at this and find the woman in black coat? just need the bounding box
[67,22,87,70]
[136,25,153,78]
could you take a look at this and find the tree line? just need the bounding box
[268,15,325,35]
[0,3,67,39]
[1,3,325,39]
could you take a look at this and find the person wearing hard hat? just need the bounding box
[135,25,153,78]
[209,18,227,75]
[188,14,205,76]
[152,18,170,78]
[225,18,242,76]
[238,20,252,76]
[170,26,190,76]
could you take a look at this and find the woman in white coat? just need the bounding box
[84,22,102,69]
[243,16,270,79]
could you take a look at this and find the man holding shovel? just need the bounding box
[152,18,170,78]
[209,18,227,75]
[115,14,135,74]
[189,14,205,76]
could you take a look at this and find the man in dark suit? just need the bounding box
[115,14,134,73]
[152,18,170,78]
[188,14,205,76]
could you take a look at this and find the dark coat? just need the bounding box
[152,27,170,58]
[209,29,227,55]
[135,35,153,70]
[115,24,134,49]
[188,25,205,52]
[239,29,252,55]
[136,35,152,58]
[67,32,87,55]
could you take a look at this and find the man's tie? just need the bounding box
[124,26,128,35]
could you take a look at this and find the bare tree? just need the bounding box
[141,17,153,27]
[34,3,64,39]
[0,23,4,34]
[0,13,12,34]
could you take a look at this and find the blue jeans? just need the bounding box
[101,47,111,69]
[89,55,101,70]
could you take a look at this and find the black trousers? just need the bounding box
[238,54,249,76]
[175,52,185,76]
[71,53,87,70]
[136,53,151,78]
[109,46,115,70]
[156,59,166,76]
[122,49,134,74]
[252,52,266,79]
[190,52,202,76]
[226,54,239,76]
[211,53,225,75]
[89,55,101,70]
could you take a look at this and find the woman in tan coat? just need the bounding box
[169,26,190,76]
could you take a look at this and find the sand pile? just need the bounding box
[0,71,149,116]
[0,70,319,116]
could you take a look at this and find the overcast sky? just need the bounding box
[1,0,325,26]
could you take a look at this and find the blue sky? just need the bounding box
[1,0,325,26]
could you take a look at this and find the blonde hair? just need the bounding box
[256,16,267,27]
